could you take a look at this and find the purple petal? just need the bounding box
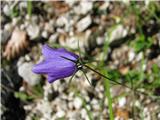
[32,58,76,74]
[47,65,76,83]
[42,44,79,61]
[32,57,77,83]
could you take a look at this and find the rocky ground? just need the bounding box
[1,1,160,120]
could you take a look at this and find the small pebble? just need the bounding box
[107,25,128,43]
[49,33,58,44]
[118,97,126,107]
[74,2,93,15]
[128,49,135,62]
[3,5,11,16]
[18,62,41,86]
[26,24,40,40]
[73,97,83,109]
[41,30,49,39]
[56,110,65,118]
[76,15,92,32]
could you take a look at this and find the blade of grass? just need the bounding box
[27,1,32,17]
[102,69,114,120]
[129,73,136,120]
[76,93,93,120]
[100,31,114,120]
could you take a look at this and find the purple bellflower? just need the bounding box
[32,44,127,87]
[32,44,79,83]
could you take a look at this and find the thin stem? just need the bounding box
[68,72,76,84]
[78,39,82,60]
[84,64,130,89]
[61,54,160,100]
[81,70,92,86]
[84,64,160,100]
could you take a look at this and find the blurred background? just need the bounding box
[1,1,160,120]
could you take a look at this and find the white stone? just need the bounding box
[99,2,109,10]
[68,101,74,109]
[49,33,58,44]
[107,25,128,43]
[128,50,135,62]
[3,5,11,16]
[41,30,49,38]
[4,23,13,31]
[96,37,104,45]
[74,2,93,15]
[73,97,83,109]
[65,0,76,7]
[18,62,41,86]
[91,98,98,105]
[136,52,143,61]
[19,2,27,9]
[1,30,12,44]
[158,113,160,119]
[26,24,40,40]
[134,100,140,107]
[43,83,53,101]
[67,110,81,119]
[144,0,150,6]
[25,14,30,20]
[56,16,67,27]
[81,109,89,120]
[36,100,52,120]
[76,15,92,32]
[118,97,126,107]
[31,15,38,23]
[80,2,93,14]
[44,22,54,33]
[56,110,65,118]
[12,17,20,26]
[91,99,100,110]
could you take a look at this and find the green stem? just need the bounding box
[84,64,130,89]
[27,0,32,17]
[102,69,114,120]
[85,64,114,119]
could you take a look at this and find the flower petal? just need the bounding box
[47,65,77,83]
[42,44,79,61]
[32,58,77,75]
[48,76,57,83]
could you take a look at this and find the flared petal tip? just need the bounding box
[48,76,58,83]
[32,65,41,74]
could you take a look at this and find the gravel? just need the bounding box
[26,23,40,40]
[73,97,83,109]
[1,1,160,120]
[106,24,128,43]
[74,2,93,15]
[18,62,41,86]
[1,30,12,44]
[76,15,92,32]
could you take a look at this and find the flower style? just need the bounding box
[32,44,79,83]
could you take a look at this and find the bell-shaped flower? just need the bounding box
[32,44,79,83]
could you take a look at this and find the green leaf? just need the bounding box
[14,92,33,101]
